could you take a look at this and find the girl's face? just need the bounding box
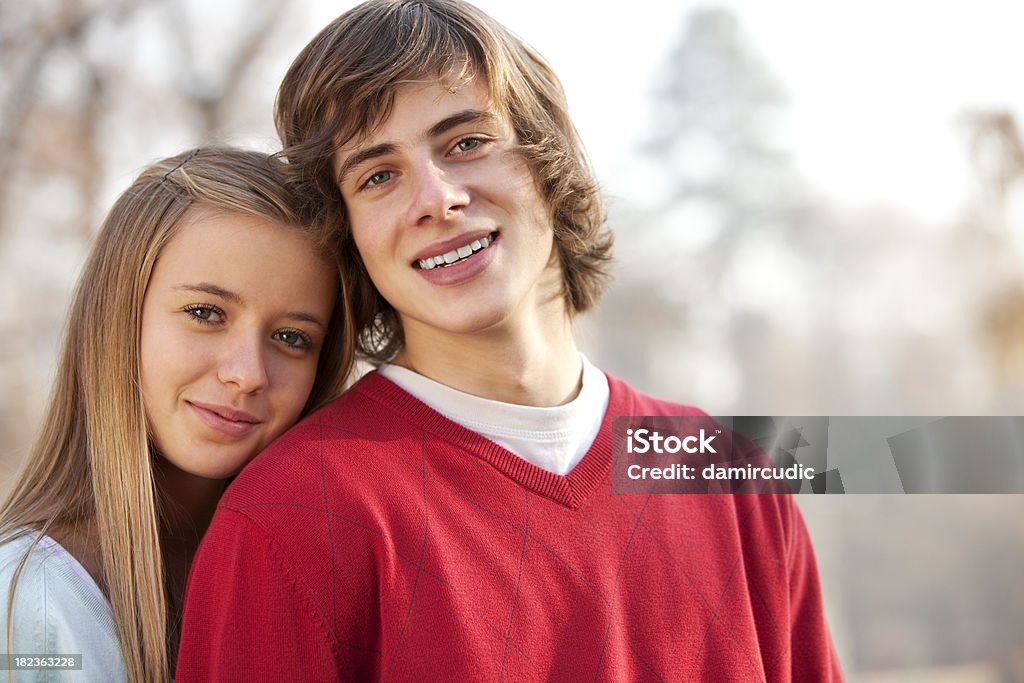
[139,207,336,480]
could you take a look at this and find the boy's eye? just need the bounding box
[365,170,392,187]
[455,138,481,152]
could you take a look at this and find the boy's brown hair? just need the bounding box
[276,0,613,361]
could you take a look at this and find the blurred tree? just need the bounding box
[959,110,1024,384]
[591,7,827,412]
[962,110,1024,236]
[645,7,802,246]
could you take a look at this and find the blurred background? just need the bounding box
[2,1,1023,679]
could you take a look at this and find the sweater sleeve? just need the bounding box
[785,499,845,681]
[175,508,339,683]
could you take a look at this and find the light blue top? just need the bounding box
[0,532,127,682]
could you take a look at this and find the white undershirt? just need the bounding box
[378,354,610,476]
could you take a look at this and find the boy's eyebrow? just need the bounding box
[337,143,397,186]
[336,109,499,186]
[426,109,497,138]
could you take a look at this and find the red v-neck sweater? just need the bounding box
[177,372,843,682]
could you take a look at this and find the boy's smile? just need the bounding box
[414,230,495,272]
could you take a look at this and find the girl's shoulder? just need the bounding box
[0,531,128,681]
[0,531,103,599]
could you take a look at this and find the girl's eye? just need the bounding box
[184,304,224,325]
[273,329,313,350]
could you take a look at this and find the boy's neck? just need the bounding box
[395,316,582,407]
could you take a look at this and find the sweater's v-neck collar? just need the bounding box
[355,371,633,509]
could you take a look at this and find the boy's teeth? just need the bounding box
[418,234,493,270]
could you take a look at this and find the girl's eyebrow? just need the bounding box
[174,283,241,303]
[285,311,327,329]
[174,283,326,329]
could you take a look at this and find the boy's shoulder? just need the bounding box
[218,372,424,509]
[603,371,708,418]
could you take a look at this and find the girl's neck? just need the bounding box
[154,459,229,673]
[154,457,227,598]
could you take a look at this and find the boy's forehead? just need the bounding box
[333,78,504,170]
[353,76,494,140]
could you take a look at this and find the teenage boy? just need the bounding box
[177,1,843,680]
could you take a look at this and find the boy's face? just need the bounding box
[332,79,564,351]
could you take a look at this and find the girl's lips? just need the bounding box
[187,401,261,438]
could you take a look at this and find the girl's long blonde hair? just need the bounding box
[0,147,354,682]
